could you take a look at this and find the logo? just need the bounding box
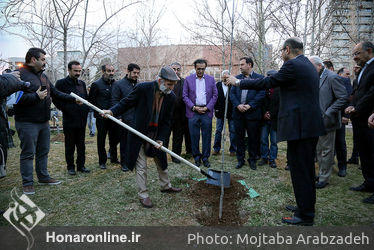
[3,188,45,250]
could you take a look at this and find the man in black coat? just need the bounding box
[226,37,325,225]
[213,70,236,156]
[0,71,30,178]
[165,62,192,163]
[15,48,79,195]
[88,64,119,169]
[55,61,90,175]
[345,41,374,204]
[112,63,140,172]
[103,66,182,208]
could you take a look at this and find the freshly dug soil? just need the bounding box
[186,175,249,226]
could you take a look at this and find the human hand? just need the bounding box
[237,104,247,113]
[155,140,163,149]
[264,111,271,120]
[9,71,21,81]
[345,106,355,114]
[76,99,83,105]
[225,75,239,86]
[368,113,374,128]
[342,117,349,124]
[101,110,113,118]
[36,86,47,100]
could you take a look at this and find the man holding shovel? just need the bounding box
[102,66,182,208]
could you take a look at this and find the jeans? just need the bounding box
[15,121,51,186]
[260,121,278,162]
[213,118,236,153]
[87,111,96,135]
[188,113,212,162]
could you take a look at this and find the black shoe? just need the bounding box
[111,159,120,164]
[338,168,347,177]
[203,160,210,168]
[349,184,374,192]
[347,158,359,164]
[77,167,90,173]
[194,159,201,167]
[285,205,297,212]
[315,175,319,182]
[121,165,129,172]
[258,158,268,166]
[282,216,313,226]
[249,160,256,170]
[316,181,328,189]
[269,161,277,168]
[172,158,181,164]
[68,169,76,175]
[285,165,290,171]
[363,193,374,204]
[99,164,107,169]
[236,162,244,169]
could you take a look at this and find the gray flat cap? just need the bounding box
[158,66,180,81]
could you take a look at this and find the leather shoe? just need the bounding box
[172,158,181,164]
[349,184,374,192]
[285,205,297,212]
[212,151,220,155]
[121,165,129,172]
[269,161,277,168]
[203,160,210,168]
[194,160,200,167]
[77,167,90,173]
[282,216,313,226]
[161,187,182,193]
[258,158,268,166]
[99,164,107,169]
[338,169,346,177]
[236,162,244,169]
[249,160,257,170]
[229,152,236,156]
[363,193,374,204]
[111,159,120,164]
[315,181,328,189]
[285,165,290,171]
[68,169,76,175]
[140,197,153,208]
[347,158,359,164]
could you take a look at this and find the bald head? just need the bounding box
[281,37,304,62]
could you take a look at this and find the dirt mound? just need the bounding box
[186,175,249,226]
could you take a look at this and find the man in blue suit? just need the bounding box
[230,57,265,170]
[226,38,325,225]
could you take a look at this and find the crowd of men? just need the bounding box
[1,38,373,225]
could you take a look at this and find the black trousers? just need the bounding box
[96,118,118,164]
[354,123,374,189]
[165,119,192,156]
[350,122,360,160]
[335,124,347,168]
[119,127,129,166]
[63,127,86,170]
[287,137,318,220]
[235,118,259,164]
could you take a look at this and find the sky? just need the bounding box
[0,0,197,59]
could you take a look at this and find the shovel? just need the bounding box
[71,93,216,180]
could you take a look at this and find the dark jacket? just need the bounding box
[214,81,233,119]
[171,78,187,122]
[111,81,175,171]
[54,76,89,128]
[339,76,353,119]
[350,60,374,127]
[111,76,137,124]
[263,87,280,130]
[0,74,27,149]
[230,72,265,121]
[88,76,115,119]
[239,55,326,142]
[14,65,76,123]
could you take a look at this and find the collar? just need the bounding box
[366,57,374,66]
[195,74,205,79]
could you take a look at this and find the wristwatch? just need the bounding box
[235,79,241,86]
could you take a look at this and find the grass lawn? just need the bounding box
[0,118,373,226]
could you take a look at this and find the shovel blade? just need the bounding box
[205,169,231,188]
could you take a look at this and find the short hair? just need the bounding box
[25,48,46,63]
[127,63,140,72]
[170,62,181,67]
[323,60,334,70]
[361,41,374,52]
[337,67,347,75]
[283,37,303,53]
[240,57,254,67]
[309,56,324,66]
[193,59,207,68]
[68,60,80,70]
